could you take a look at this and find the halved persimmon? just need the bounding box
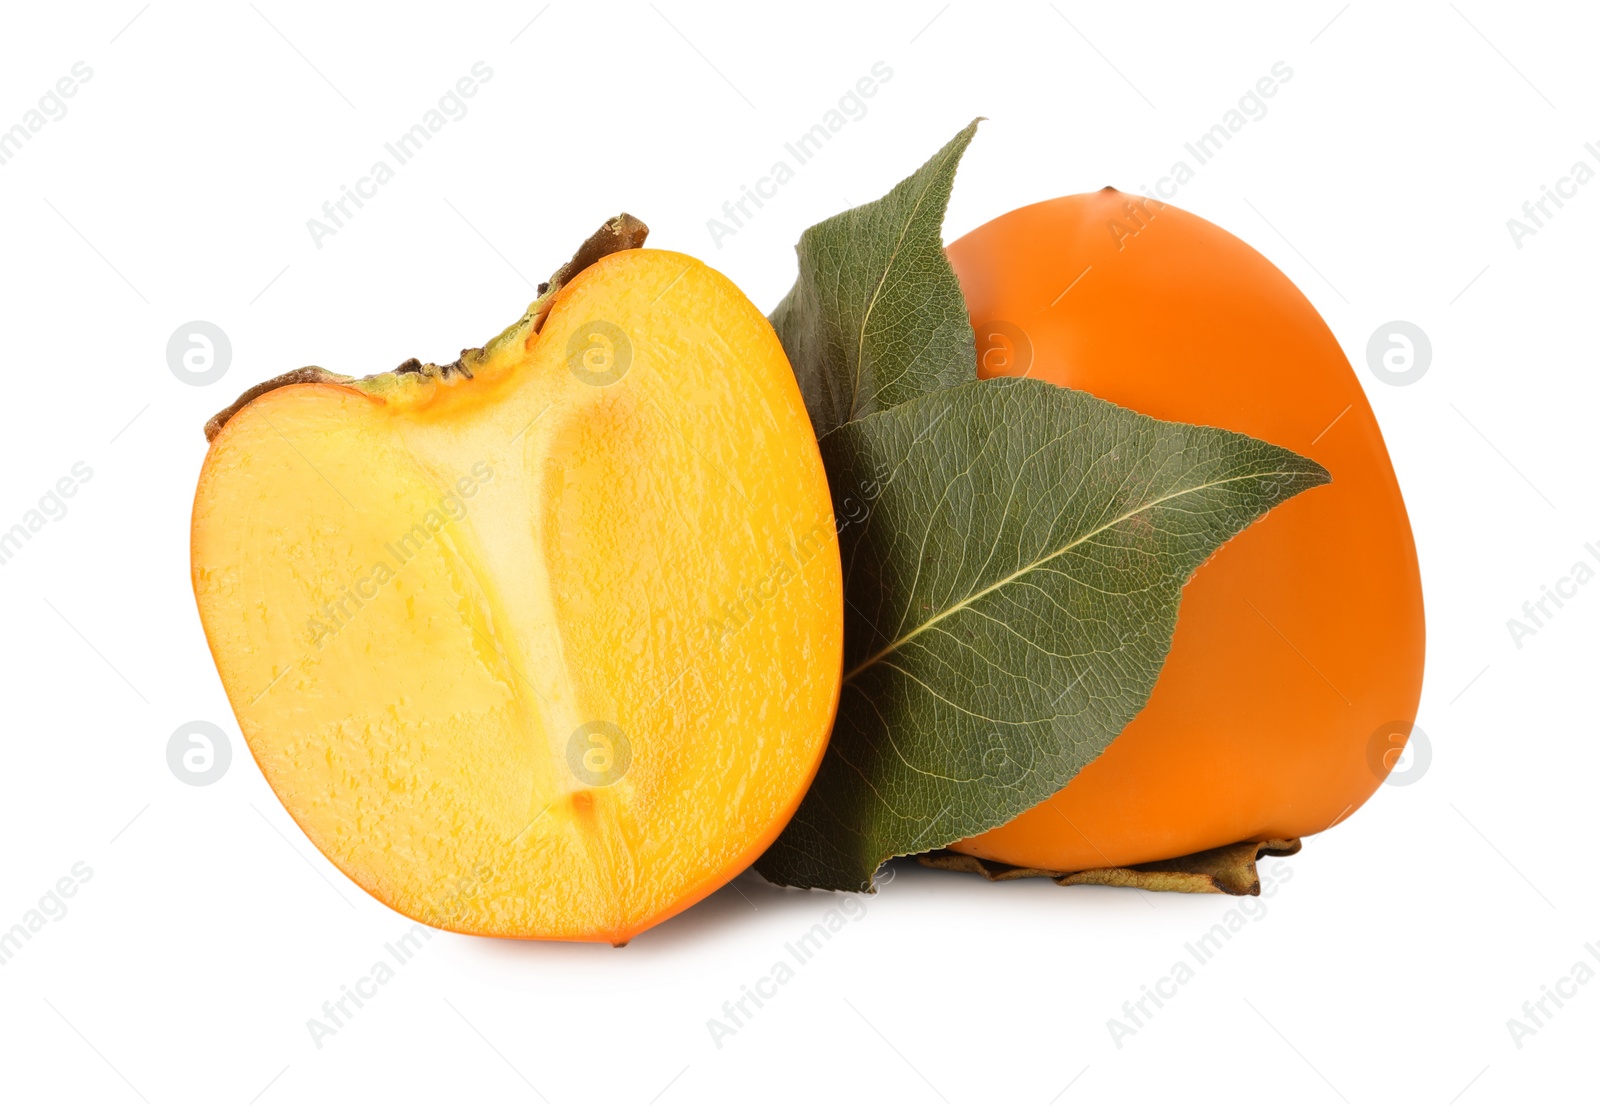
[192,221,843,943]
[947,190,1425,871]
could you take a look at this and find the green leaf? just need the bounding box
[770,119,981,438]
[756,377,1330,891]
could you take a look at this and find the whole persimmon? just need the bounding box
[946,189,1425,872]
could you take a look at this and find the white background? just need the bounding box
[1,2,1593,1106]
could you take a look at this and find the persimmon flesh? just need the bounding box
[192,241,843,943]
[948,190,1424,871]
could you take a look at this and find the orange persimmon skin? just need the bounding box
[948,190,1425,871]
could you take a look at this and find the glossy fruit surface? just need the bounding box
[947,189,1424,871]
[193,245,843,943]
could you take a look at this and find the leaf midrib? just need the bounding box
[840,466,1314,685]
[845,141,963,423]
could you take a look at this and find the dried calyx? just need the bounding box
[203,214,650,441]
